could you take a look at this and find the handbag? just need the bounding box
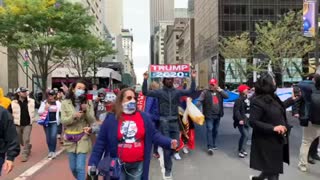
[97,120,132,179]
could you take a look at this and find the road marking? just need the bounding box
[14,148,65,180]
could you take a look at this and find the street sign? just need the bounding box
[23,61,29,67]
[150,64,190,78]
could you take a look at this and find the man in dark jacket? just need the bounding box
[297,74,320,172]
[142,71,196,178]
[198,78,228,155]
[0,106,20,176]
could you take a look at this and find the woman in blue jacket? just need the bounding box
[144,81,160,158]
[88,88,177,180]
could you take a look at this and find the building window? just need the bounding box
[176,35,180,39]
[176,57,179,61]
[241,21,247,31]
[224,5,230,14]
[223,21,230,31]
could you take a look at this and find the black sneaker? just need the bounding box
[165,171,172,178]
[207,149,214,156]
[312,154,320,161]
[249,175,262,180]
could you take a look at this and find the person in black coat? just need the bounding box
[233,84,251,158]
[249,73,297,180]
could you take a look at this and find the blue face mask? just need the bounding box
[122,100,137,114]
[75,89,85,98]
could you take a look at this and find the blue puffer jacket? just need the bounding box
[144,97,159,122]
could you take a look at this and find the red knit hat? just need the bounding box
[209,78,218,86]
[238,84,250,93]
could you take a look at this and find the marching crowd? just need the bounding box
[0,70,319,180]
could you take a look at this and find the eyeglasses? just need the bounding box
[125,96,135,101]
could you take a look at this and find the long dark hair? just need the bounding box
[66,79,88,107]
[255,73,276,95]
[113,88,135,121]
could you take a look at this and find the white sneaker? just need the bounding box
[173,153,181,160]
[47,152,53,158]
[182,147,189,154]
[51,152,56,159]
[298,165,307,172]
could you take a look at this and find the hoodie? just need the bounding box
[0,88,11,109]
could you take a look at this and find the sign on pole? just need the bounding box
[303,0,317,37]
[150,64,190,78]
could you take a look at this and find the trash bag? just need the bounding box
[186,98,205,125]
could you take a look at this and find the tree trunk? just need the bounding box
[41,75,48,100]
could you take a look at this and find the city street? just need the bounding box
[2,109,319,180]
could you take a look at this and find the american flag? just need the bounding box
[24,51,30,61]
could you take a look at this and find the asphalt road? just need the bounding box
[4,108,320,180]
[150,108,320,180]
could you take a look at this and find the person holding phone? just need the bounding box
[38,89,61,159]
[61,80,95,180]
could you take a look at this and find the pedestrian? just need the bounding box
[56,89,65,144]
[197,78,229,155]
[144,81,160,159]
[249,73,297,180]
[88,88,177,180]
[38,89,61,159]
[91,88,109,135]
[233,84,250,158]
[0,106,20,176]
[61,80,96,180]
[0,88,11,110]
[296,73,320,172]
[142,71,196,178]
[8,87,35,162]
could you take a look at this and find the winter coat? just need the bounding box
[233,95,250,128]
[10,98,36,126]
[60,99,96,153]
[0,106,20,161]
[249,94,295,174]
[142,79,196,121]
[144,97,159,122]
[88,112,172,180]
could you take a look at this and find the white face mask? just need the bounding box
[122,100,137,114]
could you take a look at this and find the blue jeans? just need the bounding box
[159,119,180,173]
[68,153,87,180]
[120,161,143,180]
[238,125,249,152]
[44,123,58,152]
[205,116,221,149]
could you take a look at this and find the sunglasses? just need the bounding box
[125,96,135,101]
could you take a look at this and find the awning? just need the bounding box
[52,67,122,81]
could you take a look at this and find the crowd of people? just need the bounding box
[0,70,319,180]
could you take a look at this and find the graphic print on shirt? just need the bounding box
[120,121,138,144]
[212,93,219,104]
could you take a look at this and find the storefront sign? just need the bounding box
[150,64,190,78]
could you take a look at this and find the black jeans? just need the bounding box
[257,172,279,180]
[159,119,180,173]
[205,115,221,149]
[309,137,319,158]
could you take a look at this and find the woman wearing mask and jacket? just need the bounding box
[88,88,177,180]
[61,80,95,180]
[249,73,298,180]
[233,84,251,158]
[38,89,61,159]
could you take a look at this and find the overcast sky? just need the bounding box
[123,0,188,84]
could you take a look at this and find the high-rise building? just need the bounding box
[121,29,135,86]
[150,0,174,35]
[154,20,174,65]
[188,0,194,17]
[104,0,123,35]
[164,18,188,64]
[174,8,189,18]
[194,0,303,88]
[72,0,104,37]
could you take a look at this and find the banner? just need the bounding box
[150,64,190,78]
[303,0,317,37]
[137,92,146,111]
